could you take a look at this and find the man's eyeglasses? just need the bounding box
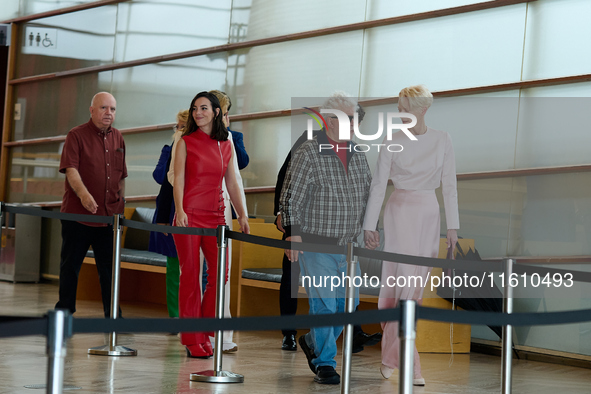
[173,125,185,131]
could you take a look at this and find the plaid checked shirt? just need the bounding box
[280,130,372,245]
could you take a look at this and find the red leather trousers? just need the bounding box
[173,208,227,346]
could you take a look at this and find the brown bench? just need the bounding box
[77,207,169,305]
[78,211,264,310]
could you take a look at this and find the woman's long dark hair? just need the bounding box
[183,91,228,141]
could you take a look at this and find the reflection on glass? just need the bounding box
[13,73,109,141]
[511,173,591,257]
[522,0,591,80]
[15,6,118,78]
[514,290,591,355]
[226,31,364,114]
[245,192,274,221]
[244,0,364,41]
[230,118,291,188]
[110,55,228,129]
[515,97,591,168]
[8,143,64,203]
[367,0,492,20]
[0,0,19,21]
[120,131,174,197]
[21,0,98,16]
[455,173,591,259]
[1,0,99,21]
[360,5,526,96]
[113,1,231,63]
[6,130,177,203]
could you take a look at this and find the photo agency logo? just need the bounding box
[302,107,419,153]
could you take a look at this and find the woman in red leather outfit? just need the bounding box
[173,91,249,358]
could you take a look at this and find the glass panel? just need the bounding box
[522,81,591,98]
[474,282,591,354]
[230,117,292,189]
[1,0,100,21]
[358,94,521,175]
[110,54,228,129]
[8,143,64,203]
[229,0,252,43]
[113,0,232,63]
[360,4,527,96]
[15,5,117,78]
[12,53,229,140]
[508,172,591,257]
[12,73,112,141]
[226,31,364,114]
[456,172,591,259]
[443,177,514,258]
[124,130,174,197]
[244,192,275,221]
[515,97,591,168]
[20,0,98,16]
[242,0,365,41]
[0,0,20,21]
[367,0,493,20]
[522,0,591,80]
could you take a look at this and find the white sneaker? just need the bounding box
[222,342,238,353]
[209,337,238,353]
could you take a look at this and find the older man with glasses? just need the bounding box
[280,92,373,385]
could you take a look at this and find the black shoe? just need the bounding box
[282,334,297,351]
[298,335,316,374]
[314,366,340,385]
[352,331,383,353]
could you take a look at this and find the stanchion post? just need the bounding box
[399,300,417,394]
[190,225,243,383]
[340,242,357,394]
[501,258,514,394]
[88,214,137,356]
[47,309,73,394]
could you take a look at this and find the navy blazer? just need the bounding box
[149,144,177,258]
[229,129,249,170]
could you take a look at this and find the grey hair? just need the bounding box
[322,91,358,112]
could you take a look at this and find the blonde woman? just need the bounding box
[363,85,459,386]
[149,109,188,319]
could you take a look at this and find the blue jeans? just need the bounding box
[299,251,360,369]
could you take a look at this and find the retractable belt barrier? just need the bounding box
[4,202,591,394]
[3,306,591,339]
[5,203,591,282]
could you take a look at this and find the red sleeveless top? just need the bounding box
[182,130,231,212]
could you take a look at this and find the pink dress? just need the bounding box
[363,127,459,374]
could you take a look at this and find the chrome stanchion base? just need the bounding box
[190,370,244,383]
[88,345,137,356]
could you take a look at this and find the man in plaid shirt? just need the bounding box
[280,92,372,384]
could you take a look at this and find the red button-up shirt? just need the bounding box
[60,119,127,226]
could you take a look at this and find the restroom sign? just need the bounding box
[23,26,57,50]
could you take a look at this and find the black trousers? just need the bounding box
[279,251,299,336]
[55,220,115,317]
[279,235,363,337]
